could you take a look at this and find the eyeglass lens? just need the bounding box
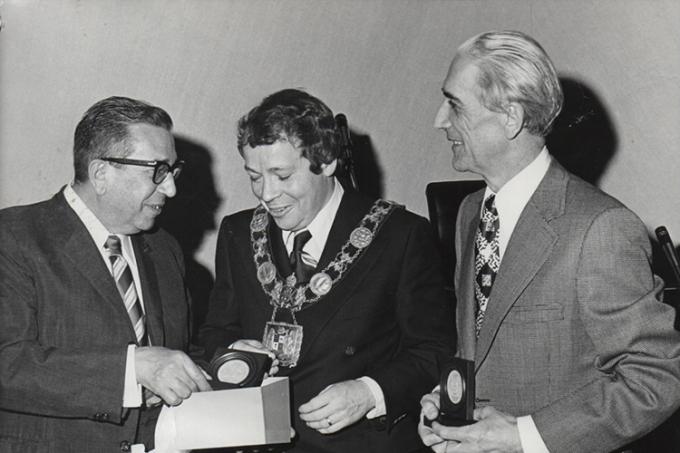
[153,162,182,184]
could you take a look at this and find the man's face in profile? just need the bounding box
[243,139,336,232]
[100,123,178,234]
[434,56,508,178]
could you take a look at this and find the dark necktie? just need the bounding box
[474,195,500,337]
[105,235,148,345]
[289,230,315,283]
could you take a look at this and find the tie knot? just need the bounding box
[483,195,497,213]
[105,235,122,256]
[292,230,312,254]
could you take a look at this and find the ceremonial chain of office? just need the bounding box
[250,199,399,312]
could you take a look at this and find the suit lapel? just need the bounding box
[457,193,482,361]
[474,162,566,368]
[133,236,165,346]
[56,195,136,336]
[316,191,366,269]
[296,190,378,361]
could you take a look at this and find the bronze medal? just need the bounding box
[309,272,332,296]
[350,226,373,249]
[257,262,276,285]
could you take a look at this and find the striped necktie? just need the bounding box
[474,195,500,337]
[105,235,148,345]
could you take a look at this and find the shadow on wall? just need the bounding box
[158,135,222,339]
[547,77,618,186]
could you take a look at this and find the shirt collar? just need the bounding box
[63,184,112,250]
[482,147,551,257]
[63,184,134,257]
[283,178,344,261]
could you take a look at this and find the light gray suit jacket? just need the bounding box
[454,161,680,453]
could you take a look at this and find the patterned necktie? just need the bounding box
[105,235,148,345]
[474,195,500,337]
[289,230,315,283]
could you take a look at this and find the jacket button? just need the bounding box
[344,346,355,356]
[120,440,131,452]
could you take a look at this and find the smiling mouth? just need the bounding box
[267,205,290,216]
[451,139,463,146]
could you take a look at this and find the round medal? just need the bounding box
[309,272,332,296]
[256,262,276,285]
[446,369,464,404]
[350,227,373,248]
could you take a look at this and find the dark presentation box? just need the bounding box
[437,358,476,426]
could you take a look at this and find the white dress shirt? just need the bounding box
[63,184,144,408]
[480,148,551,453]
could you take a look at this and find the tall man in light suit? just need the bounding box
[199,88,454,452]
[0,96,211,452]
[418,31,680,453]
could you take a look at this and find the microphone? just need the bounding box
[336,113,351,150]
[655,226,680,286]
[334,113,359,190]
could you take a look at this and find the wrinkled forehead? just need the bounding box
[125,123,176,160]
[443,56,483,97]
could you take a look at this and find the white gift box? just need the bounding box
[154,377,291,452]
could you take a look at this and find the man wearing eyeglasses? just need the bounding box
[0,96,211,452]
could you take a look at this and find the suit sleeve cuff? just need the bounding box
[517,415,550,453]
[356,376,385,418]
[123,344,143,408]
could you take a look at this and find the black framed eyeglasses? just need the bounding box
[101,157,184,184]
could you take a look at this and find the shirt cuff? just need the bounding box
[123,344,143,408]
[517,415,550,453]
[356,376,385,419]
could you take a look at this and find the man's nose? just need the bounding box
[158,173,177,198]
[259,176,279,202]
[434,101,451,129]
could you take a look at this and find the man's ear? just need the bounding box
[503,102,525,139]
[320,159,338,177]
[89,159,109,195]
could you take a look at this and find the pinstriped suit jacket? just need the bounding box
[454,161,680,453]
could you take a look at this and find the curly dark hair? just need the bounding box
[236,89,342,174]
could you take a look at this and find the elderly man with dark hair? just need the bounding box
[199,88,454,452]
[418,30,680,453]
[0,96,211,452]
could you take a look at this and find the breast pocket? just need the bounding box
[504,304,564,324]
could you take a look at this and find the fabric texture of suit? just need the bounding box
[199,188,455,453]
[0,190,191,452]
[454,161,680,453]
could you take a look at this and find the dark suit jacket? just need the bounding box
[0,190,191,452]
[455,161,680,453]
[199,188,455,453]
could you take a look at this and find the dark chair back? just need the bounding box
[426,180,485,288]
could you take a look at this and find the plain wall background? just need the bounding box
[1,0,679,276]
